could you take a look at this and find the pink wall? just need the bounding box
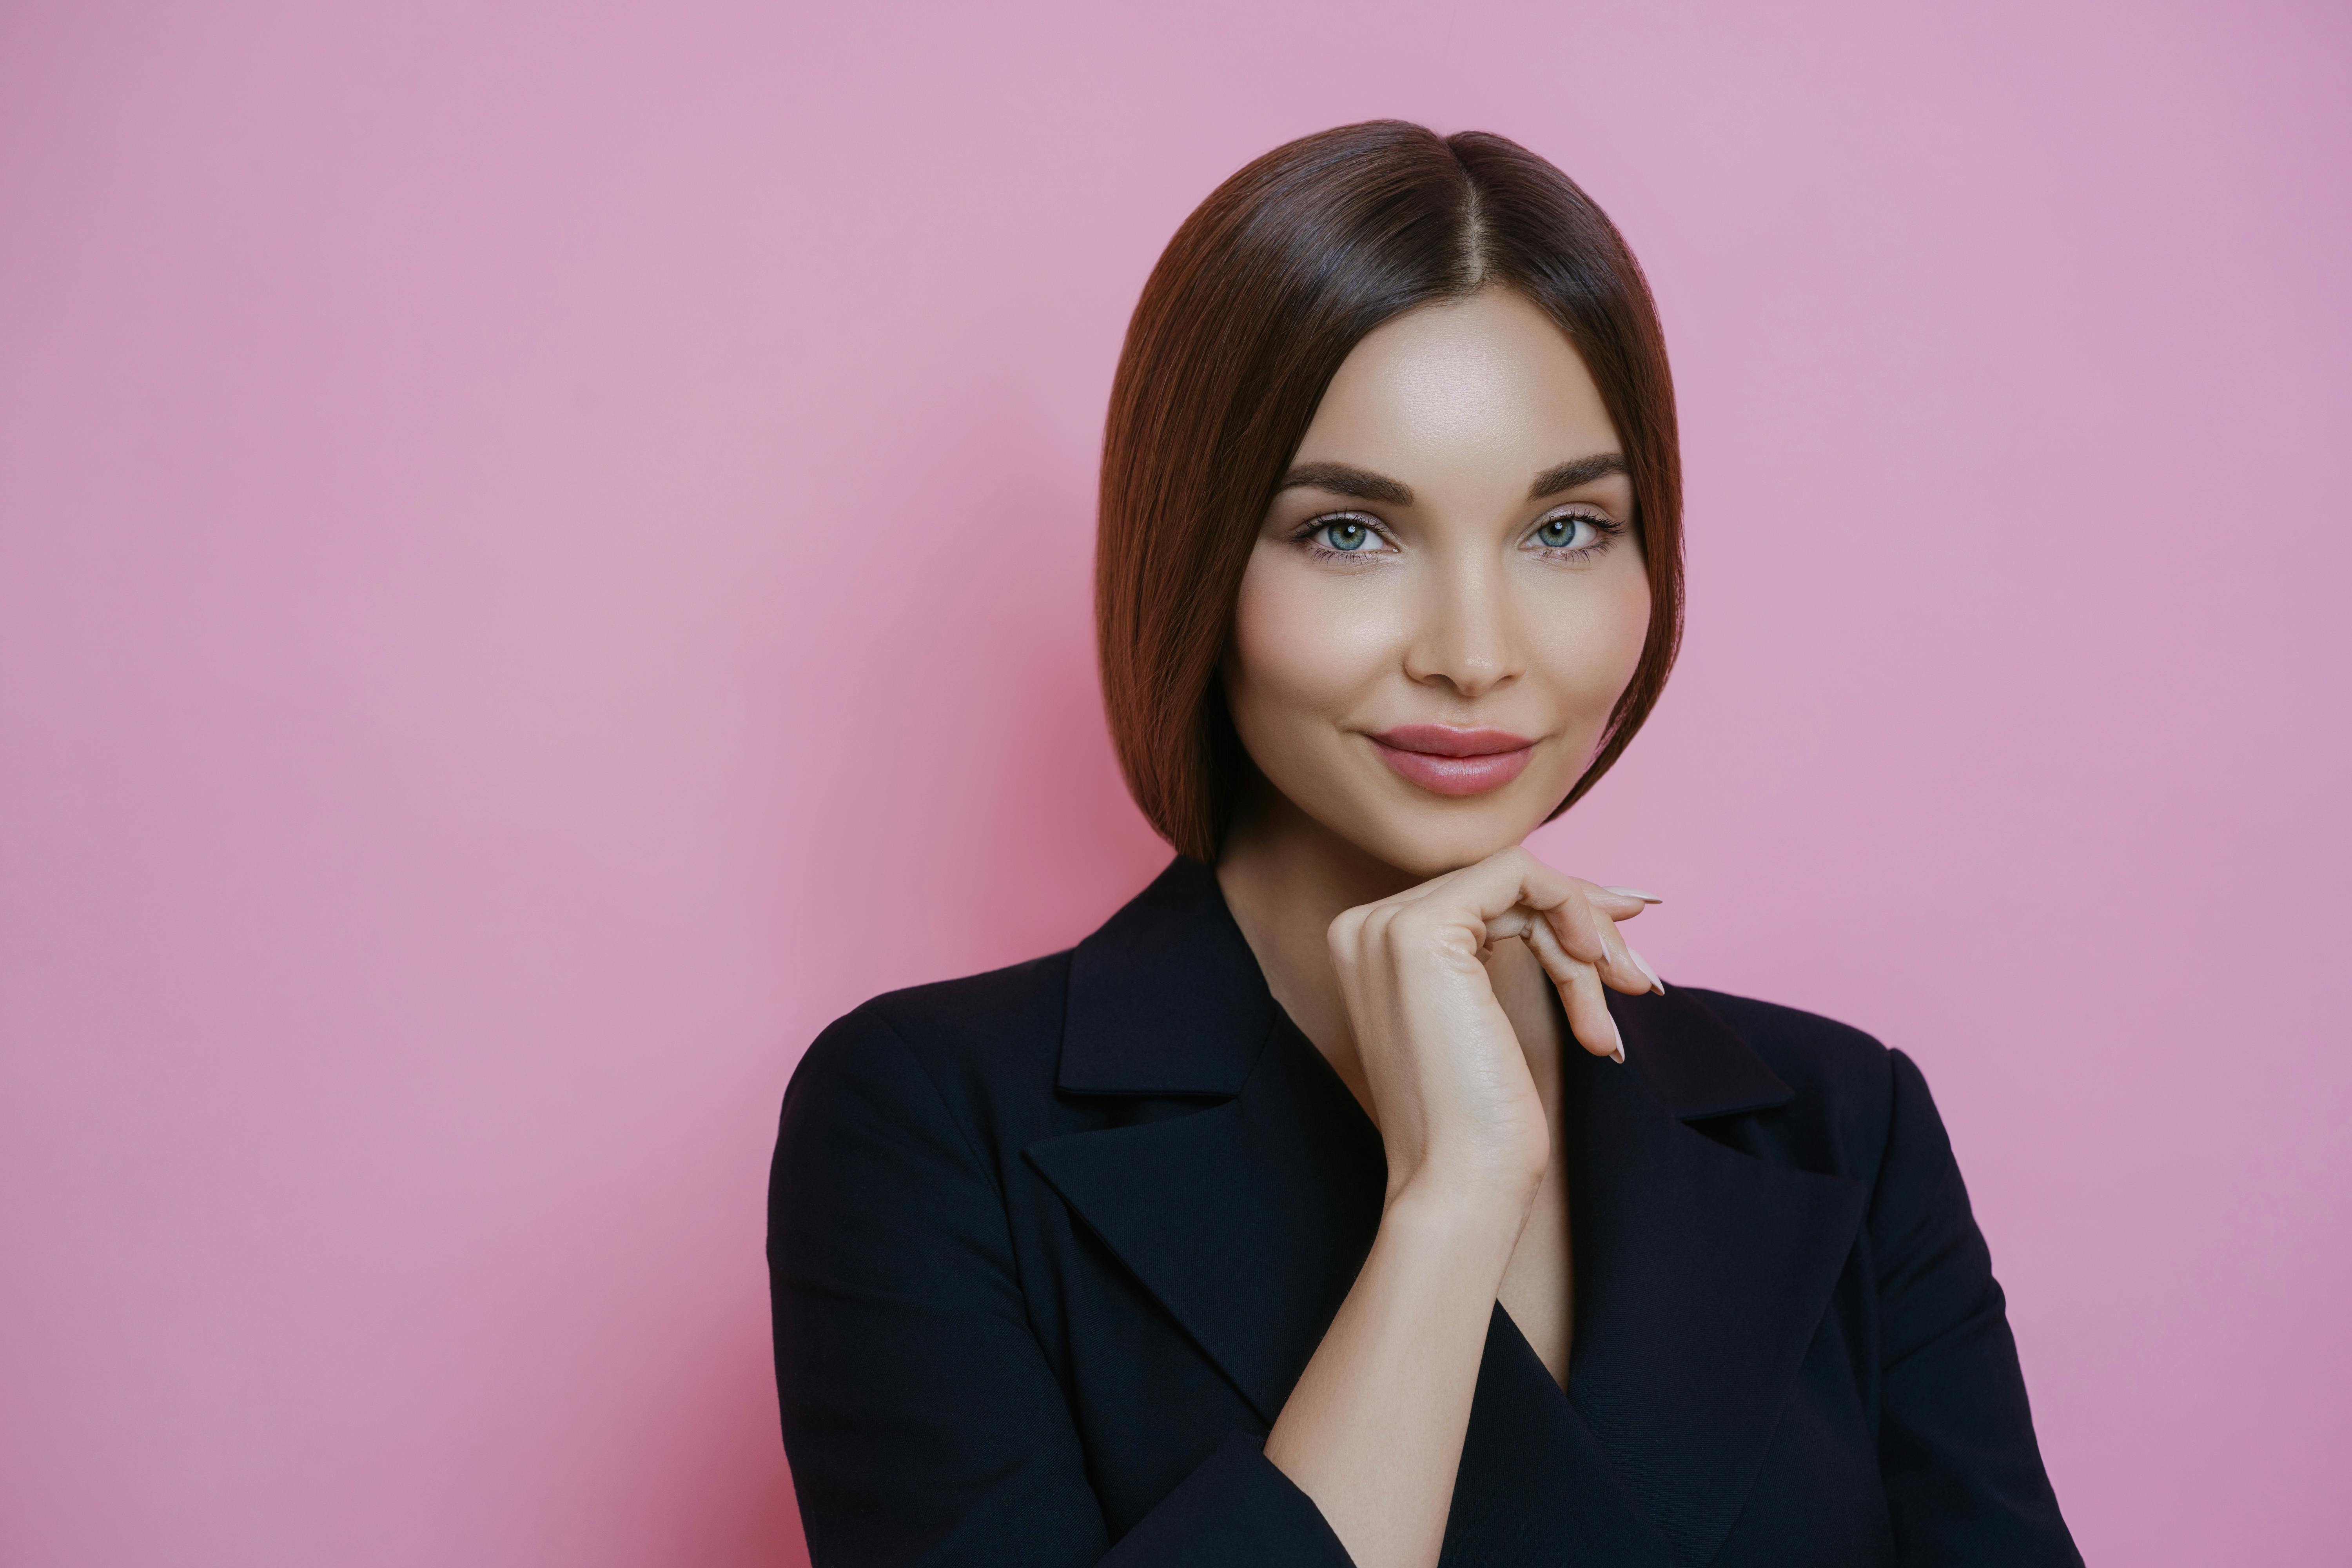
[2,1,2346,1562]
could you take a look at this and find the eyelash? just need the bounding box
[1290,509,1625,563]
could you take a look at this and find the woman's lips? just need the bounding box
[1368,725,1538,797]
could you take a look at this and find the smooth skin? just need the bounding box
[1216,287,1661,1568]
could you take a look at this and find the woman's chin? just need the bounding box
[1347,803,1554,881]
[1246,764,1571,883]
[1321,756,1587,881]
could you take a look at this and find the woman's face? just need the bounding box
[1224,287,1652,880]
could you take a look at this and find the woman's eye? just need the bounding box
[1533,514,1586,549]
[1317,518,1374,552]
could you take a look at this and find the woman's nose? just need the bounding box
[1400,557,1523,698]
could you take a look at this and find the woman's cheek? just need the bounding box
[1601,577,1653,693]
[1231,555,1394,723]
[1546,572,1652,735]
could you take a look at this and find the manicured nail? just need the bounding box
[1603,886,1664,904]
[1608,1014,1626,1064]
[1628,947,1665,995]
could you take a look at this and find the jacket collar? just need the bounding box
[1031,857,1865,1566]
[1058,855,1798,1121]
[1058,857,1271,1096]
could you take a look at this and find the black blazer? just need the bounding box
[768,858,2078,1566]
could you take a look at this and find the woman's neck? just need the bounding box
[1217,788,1405,1079]
[1214,781,1565,1122]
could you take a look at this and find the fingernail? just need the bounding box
[1603,886,1664,904]
[1628,947,1665,995]
[1608,1014,1626,1064]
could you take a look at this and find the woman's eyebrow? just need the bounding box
[1276,462,1415,504]
[1528,453,1628,499]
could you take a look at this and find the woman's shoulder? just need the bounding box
[1671,985,1897,1091]
[837,949,1074,1052]
[786,858,1265,1132]
[1657,984,1939,1175]
[783,949,1079,1141]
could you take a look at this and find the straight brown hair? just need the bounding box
[1097,120,1684,861]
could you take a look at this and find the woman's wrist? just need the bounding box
[1387,1134,1546,1216]
[1380,1166,1535,1274]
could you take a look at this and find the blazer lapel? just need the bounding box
[1565,987,1869,1565]
[1024,858,1386,1424]
[1025,1020,1385,1424]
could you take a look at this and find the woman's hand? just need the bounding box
[1266,846,1662,1566]
[1327,845,1663,1209]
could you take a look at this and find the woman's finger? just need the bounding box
[1535,892,1608,964]
[1418,846,1590,931]
[1532,893,1657,1000]
[1524,914,1625,1062]
[1587,887,1652,922]
[1592,907,1665,996]
[1483,906,1538,945]
[1408,848,1656,943]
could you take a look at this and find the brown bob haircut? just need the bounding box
[1097,120,1684,862]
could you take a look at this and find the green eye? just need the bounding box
[1535,515,1583,548]
[1321,519,1371,551]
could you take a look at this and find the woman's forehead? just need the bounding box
[1292,292,1621,500]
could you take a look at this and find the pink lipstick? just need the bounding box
[1369,725,1537,797]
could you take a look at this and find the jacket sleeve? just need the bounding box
[1870,1048,2082,1566]
[768,1007,1354,1568]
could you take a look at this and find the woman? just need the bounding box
[768,122,2078,1568]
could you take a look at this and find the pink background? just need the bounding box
[3,2,2347,1563]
